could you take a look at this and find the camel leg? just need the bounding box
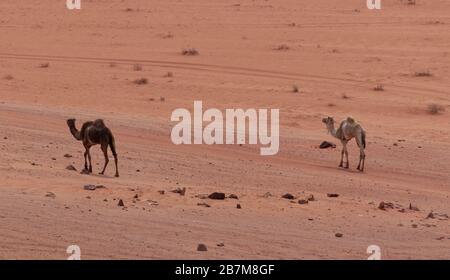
[113,152,119,177]
[83,150,89,171]
[359,148,366,172]
[99,143,109,175]
[344,144,349,169]
[86,147,93,173]
[339,144,344,168]
[356,135,365,171]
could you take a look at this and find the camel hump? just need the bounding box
[93,119,106,127]
[346,116,356,124]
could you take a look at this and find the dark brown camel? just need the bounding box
[67,118,119,177]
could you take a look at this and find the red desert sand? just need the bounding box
[0,0,449,259]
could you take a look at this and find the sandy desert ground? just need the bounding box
[0,0,449,259]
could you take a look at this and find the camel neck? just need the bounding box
[327,124,338,138]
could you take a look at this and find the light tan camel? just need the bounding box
[322,116,366,171]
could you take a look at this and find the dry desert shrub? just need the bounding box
[39,62,50,68]
[414,70,432,77]
[273,44,290,51]
[373,84,384,91]
[133,64,142,71]
[426,103,445,115]
[133,78,148,85]
[182,48,199,56]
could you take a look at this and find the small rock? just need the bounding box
[51,157,57,161]
[263,192,273,198]
[83,184,105,191]
[282,193,295,200]
[158,190,165,195]
[118,199,125,207]
[335,233,343,238]
[208,192,226,200]
[409,203,419,211]
[197,244,207,252]
[412,224,418,228]
[319,141,336,149]
[66,165,77,171]
[236,203,242,209]
[197,202,211,208]
[378,201,394,210]
[171,187,186,196]
[64,154,72,158]
[133,194,139,199]
[228,194,239,199]
[298,199,309,205]
[306,194,315,201]
[217,242,225,247]
[327,193,339,198]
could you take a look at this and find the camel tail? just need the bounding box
[361,130,366,149]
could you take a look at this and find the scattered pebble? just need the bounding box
[319,141,336,149]
[228,194,239,199]
[327,193,339,198]
[171,187,186,196]
[64,154,72,158]
[335,233,343,238]
[66,165,77,171]
[118,199,125,207]
[197,244,207,252]
[236,204,242,209]
[197,202,211,208]
[298,199,308,205]
[378,201,394,210]
[208,192,226,200]
[409,203,419,211]
[83,184,106,191]
[282,193,295,200]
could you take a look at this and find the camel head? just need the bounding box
[322,116,334,126]
[67,118,76,128]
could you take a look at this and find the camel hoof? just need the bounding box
[115,174,120,178]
